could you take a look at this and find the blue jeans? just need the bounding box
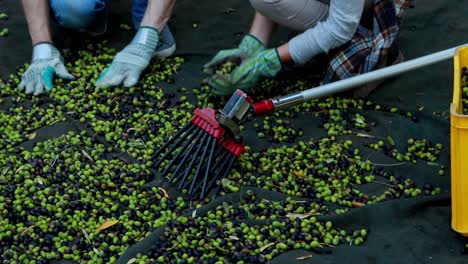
[50,0,148,31]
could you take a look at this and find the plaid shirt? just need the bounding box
[322,0,415,83]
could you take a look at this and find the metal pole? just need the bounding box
[272,45,465,110]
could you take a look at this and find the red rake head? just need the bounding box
[190,107,246,157]
[218,136,246,157]
[154,105,247,200]
[190,108,224,139]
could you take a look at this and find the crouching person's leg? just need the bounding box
[49,0,108,32]
[248,0,329,31]
[132,0,176,58]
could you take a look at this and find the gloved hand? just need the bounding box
[203,34,265,73]
[96,27,159,87]
[19,43,75,96]
[209,48,282,96]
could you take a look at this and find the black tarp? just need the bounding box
[1,0,468,263]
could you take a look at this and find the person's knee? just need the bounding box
[248,0,328,31]
[50,0,107,29]
[249,0,267,12]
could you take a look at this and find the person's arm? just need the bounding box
[19,0,74,96]
[96,0,177,88]
[203,12,274,73]
[22,0,52,45]
[249,12,277,46]
[287,0,365,65]
[140,0,176,32]
[278,43,292,63]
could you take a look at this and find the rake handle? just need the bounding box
[254,44,466,115]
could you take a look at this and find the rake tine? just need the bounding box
[154,124,197,168]
[151,123,194,159]
[185,149,229,193]
[210,144,224,159]
[193,138,217,197]
[186,136,214,194]
[162,127,202,176]
[166,128,204,181]
[177,132,209,188]
[208,153,236,197]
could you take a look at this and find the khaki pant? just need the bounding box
[249,0,329,31]
[249,0,374,31]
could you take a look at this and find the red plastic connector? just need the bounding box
[253,99,275,116]
[218,136,246,157]
[235,89,254,104]
[190,108,224,139]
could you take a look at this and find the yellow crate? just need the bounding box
[451,46,468,237]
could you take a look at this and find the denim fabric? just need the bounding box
[50,0,108,30]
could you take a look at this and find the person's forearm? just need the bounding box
[289,0,364,65]
[22,0,52,45]
[277,43,292,63]
[140,0,176,32]
[249,12,277,46]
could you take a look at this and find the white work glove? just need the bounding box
[19,43,75,96]
[95,27,159,87]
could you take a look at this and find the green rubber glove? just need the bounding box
[209,48,282,96]
[19,43,75,96]
[96,27,159,88]
[204,34,265,73]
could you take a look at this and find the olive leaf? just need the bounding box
[27,132,37,140]
[293,171,305,178]
[81,228,92,244]
[134,232,146,242]
[355,118,365,124]
[93,248,100,255]
[229,235,239,240]
[426,162,440,167]
[356,133,374,138]
[192,209,197,218]
[214,244,228,253]
[37,177,44,185]
[49,119,61,126]
[221,178,232,187]
[259,242,275,252]
[296,254,313,260]
[126,258,137,264]
[21,225,36,235]
[2,167,9,176]
[352,201,365,207]
[96,219,119,231]
[158,187,169,198]
[15,165,25,174]
[222,202,230,215]
[387,136,395,146]
[81,150,94,162]
[285,213,317,219]
[244,208,254,219]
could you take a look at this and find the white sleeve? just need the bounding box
[289,0,365,65]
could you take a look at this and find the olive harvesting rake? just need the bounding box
[153,44,466,199]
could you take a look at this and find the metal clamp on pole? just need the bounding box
[217,90,255,141]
